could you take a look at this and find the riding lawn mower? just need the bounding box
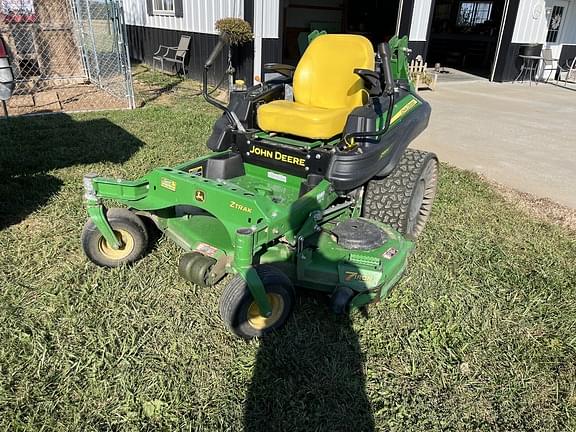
[81,33,438,339]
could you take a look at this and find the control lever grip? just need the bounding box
[378,42,395,95]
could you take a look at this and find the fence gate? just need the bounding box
[0,0,134,114]
[74,0,134,108]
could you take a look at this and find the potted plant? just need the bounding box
[214,18,253,91]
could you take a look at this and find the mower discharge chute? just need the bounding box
[81,34,438,339]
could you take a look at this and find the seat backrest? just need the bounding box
[519,44,541,57]
[293,34,374,110]
[177,35,191,58]
[542,48,553,63]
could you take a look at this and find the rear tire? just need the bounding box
[81,208,149,267]
[219,265,295,339]
[363,149,438,240]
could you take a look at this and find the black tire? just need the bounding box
[219,265,295,339]
[363,149,438,240]
[81,208,149,267]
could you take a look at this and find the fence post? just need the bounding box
[85,0,102,88]
[116,0,135,108]
[70,0,90,84]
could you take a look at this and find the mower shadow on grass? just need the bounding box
[0,113,143,230]
[243,304,375,431]
[244,198,376,431]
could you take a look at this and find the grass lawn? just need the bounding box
[0,71,575,431]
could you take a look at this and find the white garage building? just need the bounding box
[122,0,576,84]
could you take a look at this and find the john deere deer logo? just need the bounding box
[195,190,205,202]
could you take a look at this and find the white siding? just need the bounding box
[252,0,279,80]
[123,0,244,34]
[409,0,432,41]
[255,0,279,39]
[511,0,548,43]
[508,0,576,76]
[512,0,576,44]
[561,0,576,43]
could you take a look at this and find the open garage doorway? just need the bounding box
[427,0,507,78]
[281,0,401,65]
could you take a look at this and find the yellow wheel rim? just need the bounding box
[97,229,135,260]
[247,293,285,330]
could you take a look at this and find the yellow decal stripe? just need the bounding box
[160,178,177,192]
[391,99,419,125]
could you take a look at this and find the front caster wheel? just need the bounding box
[219,265,295,339]
[81,208,149,267]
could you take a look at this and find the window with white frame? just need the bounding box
[153,0,174,15]
[457,1,493,28]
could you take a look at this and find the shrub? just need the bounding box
[215,18,253,45]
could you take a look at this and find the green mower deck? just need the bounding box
[84,153,414,315]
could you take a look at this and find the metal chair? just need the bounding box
[557,57,576,86]
[540,48,557,83]
[514,44,542,84]
[153,35,191,75]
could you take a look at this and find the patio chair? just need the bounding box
[557,56,576,86]
[152,35,191,75]
[540,48,557,83]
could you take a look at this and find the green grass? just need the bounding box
[0,76,575,431]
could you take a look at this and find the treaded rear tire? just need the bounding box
[219,265,294,339]
[363,149,438,240]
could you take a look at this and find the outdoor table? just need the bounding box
[514,55,543,86]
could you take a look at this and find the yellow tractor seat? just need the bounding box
[256,101,352,141]
[257,34,375,140]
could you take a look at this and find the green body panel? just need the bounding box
[379,93,421,129]
[164,215,232,254]
[388,35,412,86]
[86,201,122,249]
[234,228,272,316]
[92,163,336,249]
[296,222,413,299]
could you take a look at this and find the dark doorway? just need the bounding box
[427,0,506,78]
[281,0,401,65]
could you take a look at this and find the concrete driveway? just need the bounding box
[412,79,576,208]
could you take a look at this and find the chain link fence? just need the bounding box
[75,0,134,106]
[0,0,134,114]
